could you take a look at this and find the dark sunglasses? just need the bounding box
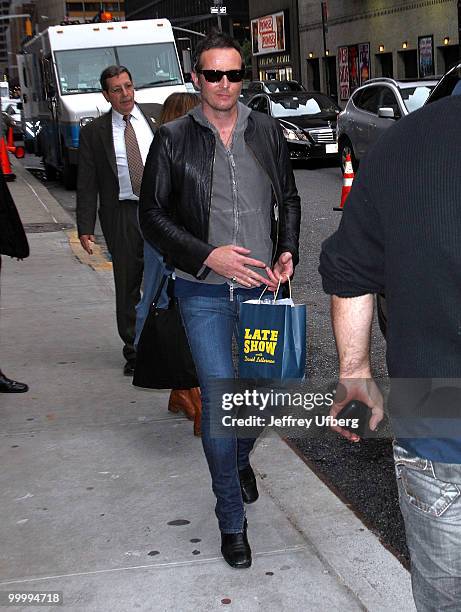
[196,68,245,83]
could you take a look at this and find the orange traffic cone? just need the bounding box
[6,125,14,148]
[334,154,354,211]
[0,135,16,181]
[5,126,25,159]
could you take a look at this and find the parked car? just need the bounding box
[247,92,340,161]
[1,99,23,138]
[337,77,437,171]
[425,62,461,103]
[247,80,306,96]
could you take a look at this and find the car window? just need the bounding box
[354,86,381,114]
[400,85,434,112]
[247,96,261,110]
[426,66,461,103]
[380,87,402,118]
[257,97,269,113]
[248,82,262,92]
[265,81,303,93]
[270,93,338,117]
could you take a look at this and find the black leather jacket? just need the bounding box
[139,110,301,279]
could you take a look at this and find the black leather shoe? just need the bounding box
[239,465,259,504]
[221,521,251,569]
[0,371,28,393]
[123,361,136,376]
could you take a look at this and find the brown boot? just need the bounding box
[168,389,196,420]
[168,388,202,436]
[189,387,202,437]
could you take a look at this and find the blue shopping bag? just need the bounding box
[238,281,306,380]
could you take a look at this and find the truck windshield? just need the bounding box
[55,42,182,95]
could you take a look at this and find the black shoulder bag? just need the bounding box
[133,276,198,390]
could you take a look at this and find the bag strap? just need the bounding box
[258,276,291,303]
[152,274,169,307]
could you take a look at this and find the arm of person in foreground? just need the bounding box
[330,294,384,442]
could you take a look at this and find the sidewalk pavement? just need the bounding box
[0,160,415,612]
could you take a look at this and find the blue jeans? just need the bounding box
[178,294,257,533]
[394,443,461,611]
[134,242,169,347]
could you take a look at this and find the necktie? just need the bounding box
[123,114,144,197]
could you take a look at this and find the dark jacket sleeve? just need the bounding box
[76,124,99,237]
[139,128,214,277]
[273,121,301,266]
[319,160,385,297]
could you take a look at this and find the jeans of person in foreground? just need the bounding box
[394,443,461,611]
[178,294,257,534]
[134,242,169,347]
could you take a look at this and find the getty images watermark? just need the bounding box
[220,389,361,431]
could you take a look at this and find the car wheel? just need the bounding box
[339,138,359,173]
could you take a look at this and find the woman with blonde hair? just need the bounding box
[135,92,201,434]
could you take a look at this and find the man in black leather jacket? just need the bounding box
[140,32,300,569]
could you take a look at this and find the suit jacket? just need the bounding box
[76,102,161,237]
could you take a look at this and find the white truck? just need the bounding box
[18,19,186,188]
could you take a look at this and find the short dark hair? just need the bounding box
[100,65,133,91]
[193,31,244,71]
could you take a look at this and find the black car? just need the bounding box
[247,92,340,161]
[247,79,306,95]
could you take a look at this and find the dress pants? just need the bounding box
[100,200,144,362]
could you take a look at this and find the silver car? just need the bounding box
[337,77,437,171]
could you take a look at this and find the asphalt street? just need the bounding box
[21,153,408,565]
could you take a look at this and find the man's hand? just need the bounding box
[204,245,272,288]
[272,252,293,283]
[329,294,383,442]
[330,378,384,442]
[79,234,96,255]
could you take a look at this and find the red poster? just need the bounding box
[338,46,349,100]
[359,43,370,85]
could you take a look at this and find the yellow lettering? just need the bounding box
[244,339,250,354]
[244,328,252,339]
[270,330,279,341]
[265,341,276,356]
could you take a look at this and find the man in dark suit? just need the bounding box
[77,65,160,376]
